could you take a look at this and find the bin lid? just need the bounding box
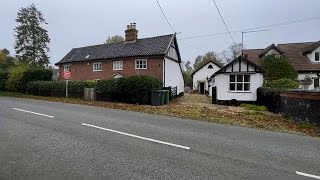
[151,90,163,92]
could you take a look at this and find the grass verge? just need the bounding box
[1,91,319,137]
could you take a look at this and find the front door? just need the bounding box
[199,82,205,94]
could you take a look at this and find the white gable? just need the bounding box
[193,62,221,90]
[168,46,178,60]
[306,45,320,62]
[224,59,257,73]
[265,49,281,56]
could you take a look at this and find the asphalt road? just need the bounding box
[0,97,320,179]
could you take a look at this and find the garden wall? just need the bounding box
[257,88,320,126]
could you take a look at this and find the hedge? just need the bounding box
[264,78,299,89]
[0,69,8,91]
[27,80,95,98]
[96,75,162,104]
[6,66,52,92]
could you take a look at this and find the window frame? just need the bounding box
[229,74,251,92]
[63,64,71,72]
[315,52,320,62]
[113,61,123,70]
[93,62,102,72]
[135,59,147,69]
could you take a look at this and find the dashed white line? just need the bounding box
[82,123,191,150]
[296,171,320,179]
[13,108,55,118]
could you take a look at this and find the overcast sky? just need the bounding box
[1,0,320,67]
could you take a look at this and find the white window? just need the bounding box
[64,65,71,72]
[93,62,102,71]
[113,61,123,70]
[229,74,250,92]
[315,52,319,62]
[135,59,147,69]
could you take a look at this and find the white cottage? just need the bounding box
[243,41,320,90]
[191,61,222,95]
[210,57,264,103]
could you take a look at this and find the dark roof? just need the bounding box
[302,40,320,54]
[191,60,223,77]
[55,34,177,65]
[258,43,283,57]
[211,56,264,78]
[243,41,320,72]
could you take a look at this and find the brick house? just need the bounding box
[55,23,184,94]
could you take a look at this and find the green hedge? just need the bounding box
[0,69,8,91]
[264,78,299,89]
[6,66,52,92]
[27,80,96,99]
[96,75,162,104]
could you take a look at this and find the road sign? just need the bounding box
[64,71,71,79]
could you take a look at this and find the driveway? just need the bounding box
[0,96,319,179]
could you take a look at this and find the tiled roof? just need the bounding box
[243,41,320,72]
[56,34,175,65]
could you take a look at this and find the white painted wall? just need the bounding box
[168,47,178,60]
[214,73,264,101]
[192,62,220,93]
[164,58,184,94]
[298,73,320,90]
[306,46,320,62]
[265,49,280,56]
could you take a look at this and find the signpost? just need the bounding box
[63,72,71,97]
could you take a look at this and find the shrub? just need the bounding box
[84,80,97,88]
[0,69,8,91]
[25,68,53,82]
[240,103,268,111]
[96,75,163,104]
[264,78,299,89]
[262,55,297,81]
[5,65,29,92]
[6,66,53,92]
[27,80,97,96]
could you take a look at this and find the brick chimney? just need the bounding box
[125,23,138,42]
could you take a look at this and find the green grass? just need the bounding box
[240,103,268,111]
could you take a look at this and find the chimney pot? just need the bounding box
[125,23,138,42]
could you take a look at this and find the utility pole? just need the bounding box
[241,29,271,60]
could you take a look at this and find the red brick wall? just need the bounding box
[58,57,164,82]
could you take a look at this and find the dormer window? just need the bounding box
[315,52,319,62]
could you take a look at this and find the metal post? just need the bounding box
[66,79,68,98]
[241,32,244,60]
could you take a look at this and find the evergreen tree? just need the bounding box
[14,4,50,67]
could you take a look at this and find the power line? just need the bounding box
[179,16,320,40]
[210,0,235,43]
[156,0,176,32]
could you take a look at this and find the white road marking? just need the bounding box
[13,108,55,118]
[296,171,320,179]
[82,123,191,150]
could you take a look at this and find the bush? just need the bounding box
[240,103,268,111]
[84,80,97,88]
[27,80,98,98]
[0,69,8,91]
[5,65,29,92]
[6,66,53,92]
[264,78,299,89]
[262,55,297,81]
[96,75,163,104]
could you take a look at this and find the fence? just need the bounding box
[257,88,320,126]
